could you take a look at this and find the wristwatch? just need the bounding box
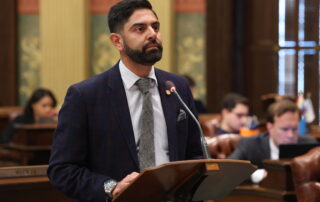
[104,179,118,199]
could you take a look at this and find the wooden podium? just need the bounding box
[113,159,256,202]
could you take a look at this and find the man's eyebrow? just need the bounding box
[152,21,160,25]
[130,21,160,28]
[131,23,145,28]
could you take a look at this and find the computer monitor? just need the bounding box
[279,143,320,159]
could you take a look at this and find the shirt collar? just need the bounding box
[269,137,279,160]
[119,60,158,90]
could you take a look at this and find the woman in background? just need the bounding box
[0,88,57,144]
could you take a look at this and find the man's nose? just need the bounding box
[241,116,248,123]
[287,129,296,137]
[147,27,157,40]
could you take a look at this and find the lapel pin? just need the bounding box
[166,90,171,95]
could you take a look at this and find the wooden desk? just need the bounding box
[216,159,297,202]
[0,165,74,202]
[2,124,56,165]
[215,185,296,202]
[260,160,294,191]
[0,106,22,134]
[11,123,56,148]
[309,133,320,142]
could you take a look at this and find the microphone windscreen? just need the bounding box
[165,80,176,92]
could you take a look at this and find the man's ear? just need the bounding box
[266,122,273,131]
[221,109,229,117]
[109,33,123,51]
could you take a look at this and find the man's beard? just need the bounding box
[124,39,163,66]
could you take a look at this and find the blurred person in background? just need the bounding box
[0,88,57,144]
[183,75,208,114]
[229,99,317,183]
[215,93,250,135]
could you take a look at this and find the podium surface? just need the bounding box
[114,159,256,202]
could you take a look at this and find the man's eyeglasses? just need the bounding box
[232,112,249,118]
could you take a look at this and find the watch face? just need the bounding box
[104,180,117,196]
[107,180,117,188]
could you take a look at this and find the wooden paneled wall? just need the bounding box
[244,0,279,117]
[206,0,279,118]
[206,0,234,113]
[0,0,17,106]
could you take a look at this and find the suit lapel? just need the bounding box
[260,133,271,159]
[156,70,178,161]
[107,67,180,164]
[107,65,139,168]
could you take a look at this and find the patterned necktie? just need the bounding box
[136,78,155,170]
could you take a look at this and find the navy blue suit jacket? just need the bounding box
[48,64,203,202]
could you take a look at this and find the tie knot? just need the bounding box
[136,78,152,94]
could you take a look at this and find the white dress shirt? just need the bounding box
[119,60,169,166]
[269,138,279,160]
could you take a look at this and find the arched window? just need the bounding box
[278,0,319,123]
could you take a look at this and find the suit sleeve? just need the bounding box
[228,138,248,160]
[299,136,319,144]
[47,86,109,202]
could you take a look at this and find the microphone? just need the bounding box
[165,80,211,159]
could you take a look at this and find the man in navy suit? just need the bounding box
[48,1,203,202]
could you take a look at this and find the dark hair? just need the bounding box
[183,75,195,88]
[108,0,157,33]
[24,88,57,121]
[266,100,300,123]
[220,93,249,112]
[261,94,296,120]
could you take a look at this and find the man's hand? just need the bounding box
[112,172,139,197]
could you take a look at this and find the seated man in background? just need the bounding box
[215,93,249,135]
[228,99,317,183]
